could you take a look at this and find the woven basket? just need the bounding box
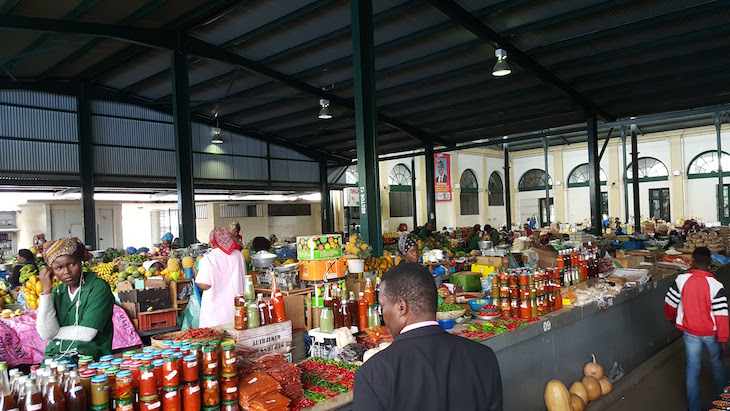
[436,309,466,320]
[150,329,224,349]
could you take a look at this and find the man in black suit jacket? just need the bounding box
[353,263,503,411]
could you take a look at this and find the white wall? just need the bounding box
[16,203,50,248]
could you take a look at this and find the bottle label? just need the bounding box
[141,372,154,380]
[165,391,177,399]
[189,385,200,394]
[120,404,133,411]
[72,386,83,393]
[207,363,217,369]
[226,387,237,394]
[7,408,18,411]
[27,405,42,411]
[186,361,197,368]
[164,370,178,380]
[225,358,236,365]
[147,401,161,410]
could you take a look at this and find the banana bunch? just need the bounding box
[91,262,119,292]
[19,264,39,284]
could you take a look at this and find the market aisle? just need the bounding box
[597,338,730,411]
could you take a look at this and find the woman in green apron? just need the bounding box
[36,237,114,361]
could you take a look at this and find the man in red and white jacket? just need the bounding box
[664,246,728,411]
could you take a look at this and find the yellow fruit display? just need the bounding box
[90,262,119,292]
[182,255,195,269]
[138,266,146,275]
[168,257,180,272]
[23,275,40,310]
[241,249,251,263]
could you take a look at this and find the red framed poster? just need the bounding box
[434,153,452,201]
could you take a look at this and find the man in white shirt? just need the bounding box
[353,263,503,411]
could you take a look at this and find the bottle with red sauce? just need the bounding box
[181,356,198,384]
[256,294,270,326]
[181,382,200,411]
[270,274,286,323]
[161,387,180,411]
[358,292,368,331]
[162,358,179,388]
[137,366,156,399]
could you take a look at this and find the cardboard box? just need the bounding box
[284,295,305,330]
[121,302,138,319]
[471,264,495,275]
[345,278,368,298]
[450,272,482,292]
[226,320,292,358]
[297,234,343,261]
[475,256,508,268]
[614,256,645,269]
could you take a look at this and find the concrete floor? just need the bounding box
[593,338,729,411]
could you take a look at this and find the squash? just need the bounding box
[599,377,613,395]
[569,381,589,405]
[584,354,605,379]
[544,380,572,411]
[570,393,585,411]
[582,376,602,401]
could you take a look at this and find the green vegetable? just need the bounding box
[437,302,462,312]
[303,390,328,403]
[19,264,39,283]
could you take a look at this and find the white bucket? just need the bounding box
[347,258,365,273]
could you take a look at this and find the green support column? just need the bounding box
[351,0,382,256]
[411,157,418,231]
[319,159,333,233]
[77,83,96,247]
[171,34,196,247]
[587,114,602,235]
[631,124,641,234]
[543,137,550,227]
[425,144,436,225]
[716,114,725,222]
[622,126,629,223]
[504,143,512,229]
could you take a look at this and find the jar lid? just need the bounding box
[140,395,158,402]
[209,340,221,345]
[153,350,164,356]
[183,355,197,362]
[80,370,96,378]
[141,354,154,361]
[128,361,141,368]
[131,354,143,361]
[191,343,201,349]
[221,373,237,378]
[162,340,173,345]
[100,355,114,362]
[221,345,234,351]
[106,366,120,373]
[122,351,136,357]
[116,399,133,405]
[140,364,153,371]
[180,339,191,345]
[152,359,164,367]
[164,357,176,362]
[91,405,109,410]
[163,349,175,356]
[111,359,124,365]
[181,344,191,351]
[202,374,219,380]
[97,364,110,370]
[173,352,183,358]
[202,346,215,353]
[162,386,179,392]
[88,363,100,369]
[91,375,108,383]
[117,370,132,378]
[142,346,155,353]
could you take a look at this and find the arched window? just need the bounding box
[388,163,412,185]
[518,169,552,191]
[345,165,358,185]
[687,150,730,178]
[567,164,608,187]
[388,164,412,217]
[488,171,504,206]
[460,169,479,215]
[626,157,668,182]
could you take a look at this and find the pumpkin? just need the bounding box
[570,393,585,411]
[599,377,613,395]
[582,376,602,401]
[544,380,572,411]
[584,354,604,379]
[570,381,589,405]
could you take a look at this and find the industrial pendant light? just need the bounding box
[318,98,332,119]
[211,126,223,144]
[492,48,511,77]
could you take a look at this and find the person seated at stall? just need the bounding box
[229,221,243,249]
[418,222,436,244]
[397,236,419,264]
[523,223,533,236]
[269,234,278,245]
[353,263,503,411]
[485,225,500,245]
[9,249,36,288]
[36,237,114,361]
[160,232,173,250]
[466,227,481,252]
[142,260,164,273]
[196,228,246,328]
[251,236,271,253]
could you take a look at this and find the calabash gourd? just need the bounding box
[544,380,572,411]
[584,354,605,379]
[569,381,589,405]
[582,376,602,401]
[570,393,585,411]
[599,377,613,395]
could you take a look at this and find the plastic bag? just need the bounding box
[521,249,539,267]
[608,361,625,383]
[180,283,201,330]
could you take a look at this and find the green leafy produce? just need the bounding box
[437,302,463,312]
[103,248,124,263]
[303,390,328,403]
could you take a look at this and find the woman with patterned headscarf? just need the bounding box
[36,237,114,360]
[196,228,247,327]
[397,236,420,264]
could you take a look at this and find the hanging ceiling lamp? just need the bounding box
[318,98,332,119]
[211,126,223,144]
[492,48,511,77]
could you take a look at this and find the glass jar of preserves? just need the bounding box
[128,362,141,390]
[246,301,259,329]
[182,382,201,411]
[138,365,156,398]
[243,275,255,301]
[221,401,237,411]
[151,360,164,391]
[174,353,184,378]
[182,355,198,383]
[201,376,219,407]
[499,283,509,298]
[220,345,235,376]
[91,375,110,407]
[115,370,133,401]
[220,375,237,403]
[163,358,179,388]
[162,387,181,411]
[201,347,218,376]
[139,395,161,411]
[116,398,133,411]
[141,355,154,367]
[234,307,247,331]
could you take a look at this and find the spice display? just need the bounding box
[220,375,237,403]
[182,382,200,411]
[162,387,181,411]
[201,376,219,407]
[163,358,179,388]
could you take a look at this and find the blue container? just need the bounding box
[183,268,194,279]
[467,298,493,311]
[437,318,455,330]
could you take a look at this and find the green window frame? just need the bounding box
[488,171,504,206]
[518,169,552,192]
[626,157,668,183]
[687,150,730,179]
[460,169,479,215]
[567,163,608,188]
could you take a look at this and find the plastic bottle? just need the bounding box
[332,288,343,329]
[347,292,358,328]
[358,292,368,331]
[44,375,65,411]
[374,278,381,304]
[64,371,86,411]
[256,294,270,326]
[269,273,286,323]
[0,362,18,411]
[364,279,374,306]
[323,284,332,309]
[23,380,42,411]
[16,377,28,411]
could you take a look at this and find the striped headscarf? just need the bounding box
[398,236,418,256]
[210,227,237,255]
[42,237,90,266]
